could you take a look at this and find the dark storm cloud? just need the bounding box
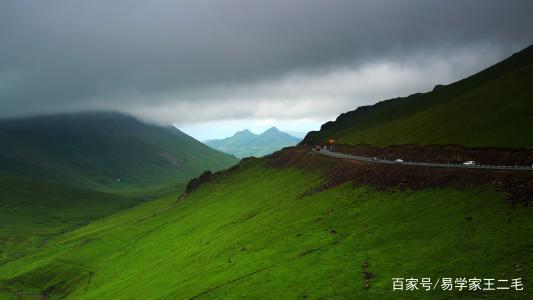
[0,0,532,123]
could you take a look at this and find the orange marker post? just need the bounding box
[328,139,336,152]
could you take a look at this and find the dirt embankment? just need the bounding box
[267,146,533,206]
[309,143,533,166]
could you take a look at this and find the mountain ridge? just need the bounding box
[0,111,238,189]
[303,44,533,149]
[206,126,301,158]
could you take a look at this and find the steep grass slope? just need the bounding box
[0,175,141,267]
[0,158,530,299]
[303,44,533,149]
[0,112,237,190]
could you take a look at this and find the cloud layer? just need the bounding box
[1,0,532,125]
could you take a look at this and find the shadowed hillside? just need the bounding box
[0,112,238,189]
[303,44,533,149]
[0,175,141,266]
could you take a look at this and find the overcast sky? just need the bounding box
[1,0,532,139]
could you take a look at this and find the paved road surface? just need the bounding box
[313,149,533,172]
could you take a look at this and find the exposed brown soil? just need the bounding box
[266,146,533,206]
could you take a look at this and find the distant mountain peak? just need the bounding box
[233,129,256,137]
[205,127,301,158]
[264,126,279,133]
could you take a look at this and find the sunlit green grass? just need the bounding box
[1,160,530,299]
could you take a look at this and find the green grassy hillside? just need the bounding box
[303,44,533,149]
[1,158,530,299]
[0,112,232,275]
[0,175,142,267]
[0,112,238,190]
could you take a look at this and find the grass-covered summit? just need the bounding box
[0,112,237,189]
[303,44,533,149]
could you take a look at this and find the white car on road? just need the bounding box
[395,159,404,163]
[463,161,476,166]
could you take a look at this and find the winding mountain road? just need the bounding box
[313,148,533,172]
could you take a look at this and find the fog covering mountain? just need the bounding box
[205,127,301,158]
[0,112,238,189]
